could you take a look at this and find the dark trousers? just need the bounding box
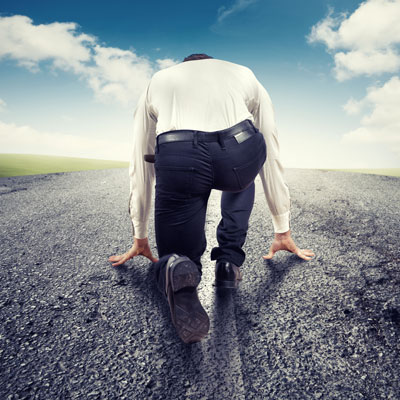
[153,120,266,292]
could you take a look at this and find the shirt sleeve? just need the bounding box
[128,86,156,239]
[249,76,291,233]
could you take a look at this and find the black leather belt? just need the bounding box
[157,119,257,145]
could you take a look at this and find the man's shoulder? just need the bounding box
[201,58,256,77]
[149,61,186,84]
[152,58,255,78]
[216,58,254,72]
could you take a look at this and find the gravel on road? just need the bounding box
[0,168,399,400]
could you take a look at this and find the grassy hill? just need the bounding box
[0,154,129,178]
[0,153,398,178]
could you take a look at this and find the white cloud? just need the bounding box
[0,15,93,73]
[87,45,154,106]
[0,119,130,161]
[343,97,364,115]
[334,49,400,81]
[308,0,400,81]
[342,76,400,155]
[217,0,258,23]
[0,98,6,112]
[156,58,179,70]
[308,1,400,161]
[0,15,179,107]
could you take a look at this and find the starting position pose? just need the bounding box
[109,54,314,344]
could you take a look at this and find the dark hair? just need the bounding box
[183,54,213,62]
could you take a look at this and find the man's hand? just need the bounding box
[108,237,158,267]
[263,230,315,261]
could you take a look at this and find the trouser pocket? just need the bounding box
[233,134,266,190]
[155,165,197,197]
[233,159,261,190]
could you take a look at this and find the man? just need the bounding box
[109,54,314,344]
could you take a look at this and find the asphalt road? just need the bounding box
[0,168,399,400]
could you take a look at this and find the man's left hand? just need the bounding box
[263,230,315,261]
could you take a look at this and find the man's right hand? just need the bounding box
[263,230,315,261]
[108,237,158,267]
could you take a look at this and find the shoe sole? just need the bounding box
[167,259,210,344]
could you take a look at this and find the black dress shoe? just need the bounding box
[165,254,210,344]
[215,261,243,289]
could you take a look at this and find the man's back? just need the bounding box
[110,55,314,343]
[147,58,259,133]
[128,56,290,237]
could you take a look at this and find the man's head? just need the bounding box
[183,54,213,62]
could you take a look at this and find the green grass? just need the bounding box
[1,154,398,179]
[325,168,400,177]
[0,154,129,177]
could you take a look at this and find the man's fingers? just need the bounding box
[109,255,123,262]
[109,247,158,266]
[111,255,129,267]
[110,250,136,267]
[262,241,314,261]
[298,249,315,258]
[263,249,275,259]
[296,248,314,261]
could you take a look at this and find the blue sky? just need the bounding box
[0,0,399,168]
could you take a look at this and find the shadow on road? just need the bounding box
[234,253,305,321]
[110,255,309,398]
[259,254,307,298]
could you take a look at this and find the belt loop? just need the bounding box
[218,132,226,150]
[155,135,160,154]
[193,131,198,148]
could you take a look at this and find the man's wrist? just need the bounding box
[275,230,290,239]
[134,237,149,246]
[271,211,290,233]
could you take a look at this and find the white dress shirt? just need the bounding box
[129,58,291,238]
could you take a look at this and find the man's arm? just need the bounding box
[128,87,156,239]
[249,75,314,261]
[109,87,158,266]
[250,78,290,232]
